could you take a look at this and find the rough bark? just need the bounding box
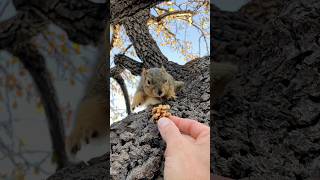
[111,66,131,115]
[213,0,320,179]
[48,153,109,179]
[122,9,187,80]
[110,0,165,25]
[122,9,168,67]
[110,55,210,179]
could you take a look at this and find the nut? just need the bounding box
[151,104,171,122]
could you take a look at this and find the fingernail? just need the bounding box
[158,117,170,128]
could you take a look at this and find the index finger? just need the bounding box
[169,116,209,139]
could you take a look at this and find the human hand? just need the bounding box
[157,116,210,180]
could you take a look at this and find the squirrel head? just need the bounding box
[142,66,170,98]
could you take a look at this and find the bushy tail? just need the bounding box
[212,62,238,96]
[174,80,185,92]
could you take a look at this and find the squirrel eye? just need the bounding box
[147,80,151,85]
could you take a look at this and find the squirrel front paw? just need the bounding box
[167,94,177,100]
[131,91,145,110]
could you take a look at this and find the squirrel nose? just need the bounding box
[158,90,162,96]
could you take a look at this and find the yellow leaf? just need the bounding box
[13,167,25,180]
[16,90,23,97]
[78,65,88,74]
[72,43,81,54]
[12,101,18,109]
[188,17,193,25]
[19,138,26,147]
[19,69,27,77]
[10,57,19,65]
[69,79,75,86]
[47,31,55,36]
[61,44,68,54]
[36,102,44,113]
[59,34,66,41]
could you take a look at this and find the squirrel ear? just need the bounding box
[161,66,166,73]
[142,68,147,76]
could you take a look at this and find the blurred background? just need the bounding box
[0,0,107,179]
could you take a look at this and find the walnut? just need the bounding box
[151,104,171,122]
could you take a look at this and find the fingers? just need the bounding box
[169,116,209,139]
[157,117,182,146]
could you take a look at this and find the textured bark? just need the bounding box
[110,56,210,179]
[110,0,164,25]
[114,54,143,76]
[48,153,109,180]
[122,9,169,67]
[213,0,320,179]
[111,66,131,115]
[122,9,187,81]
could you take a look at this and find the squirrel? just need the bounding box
[131,66,184,110]
[211,61,238,96]
[66,39,108,156]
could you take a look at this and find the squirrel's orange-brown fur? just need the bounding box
[66,40,108,156]
[131,66,184,110]
[66,95,107,155]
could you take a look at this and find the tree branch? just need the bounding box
[122,9,169,67]
[150,10,194,23]
[111,66,131,115]
[110,0,165,25]
[114,54,143,76]
[0,8,48,49]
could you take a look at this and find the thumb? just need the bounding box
[157,117,182,145]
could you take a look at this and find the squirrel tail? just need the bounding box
[174,80,184,91]
[212,61,238,96]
